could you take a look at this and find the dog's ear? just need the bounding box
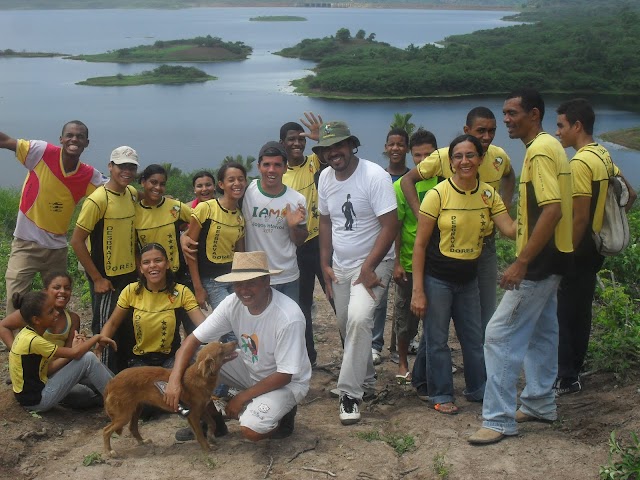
[197,355,217,377]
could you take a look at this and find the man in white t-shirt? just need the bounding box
[166,251,311,441]
[242,141,308,303]
[316,121,399,425]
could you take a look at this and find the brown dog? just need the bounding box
[102,341,238,457]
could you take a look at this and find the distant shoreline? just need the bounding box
[601,127,640,152]
[0,3,518,12]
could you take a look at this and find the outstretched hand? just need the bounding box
[300,112,323,142]
[285,203,306,228]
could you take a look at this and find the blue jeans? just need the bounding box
[272,279,300,304]
[482,275,561,435]
[424,275,485,404]
[371,283,389,352]
[477,235,497,339]
[201,276,234,310]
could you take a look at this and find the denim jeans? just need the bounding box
[332,259,393,400]
[477,235,498,339]
[482,275,561,435]
[30,352,114,412]
[272,279,300,304]
[424,275,485,404]
[371,283,389,352]
[201,276,234,310]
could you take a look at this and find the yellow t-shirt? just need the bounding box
[135,198,192,273]
[283,153,322,241]
[117,283,199,358]
[571,143,620,237]
[417,144,512,191]
[191,198,245,277]
[76,185,138,278]
[9,326,58,406]
[419,178,507,283]
[516,132,573,280]
[417,144,511,235]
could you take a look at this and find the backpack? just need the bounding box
[592,174,630,256]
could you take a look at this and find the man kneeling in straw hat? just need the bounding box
[165,251,311,441]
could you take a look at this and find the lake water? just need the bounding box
[0,7,638,188]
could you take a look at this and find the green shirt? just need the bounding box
[394,176,438,271]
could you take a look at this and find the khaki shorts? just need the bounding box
[394,273,421,342]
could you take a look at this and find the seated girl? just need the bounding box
[8,291,115,412]
[97,243,205,368]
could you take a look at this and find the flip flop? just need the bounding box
[434,402,459,415]
[395,372,411,385]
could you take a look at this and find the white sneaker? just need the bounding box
[339,395,361,425]
[372,348,382,365]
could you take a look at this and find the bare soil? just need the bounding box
[1,289,639,480]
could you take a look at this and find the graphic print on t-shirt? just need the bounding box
[241,333,259,363]
[341,194,357,231]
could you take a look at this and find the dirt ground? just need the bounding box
[1,288,639,480]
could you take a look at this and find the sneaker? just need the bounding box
[372,348,382,365]
[339,395,361,425]
[553,377,582,396]
[271,406,297,439]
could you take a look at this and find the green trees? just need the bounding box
[390,113,416,136]
[280,3,640,98]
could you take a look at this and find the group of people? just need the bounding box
[1,87,636,445]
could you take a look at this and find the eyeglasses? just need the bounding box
[451,152,479,161]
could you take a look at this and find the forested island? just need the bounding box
[68,35,251,63]
[277,0,640,99]
[0,48,65,57]
[76,65,216,86]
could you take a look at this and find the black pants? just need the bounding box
[297,236,335,364]
[556,253,604,380]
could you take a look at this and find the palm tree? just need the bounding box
[390,112,416,137]
[222,154,256,177]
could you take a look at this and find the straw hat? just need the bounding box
[215,251,282,282]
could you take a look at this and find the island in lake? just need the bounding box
[76,65,216,86]
[276,1,640,100]
[601,127,640,151]
[68,35,252,63]
[1,48,66,58]
[250,15,306,21]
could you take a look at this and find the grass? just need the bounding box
[356,430,416,455]
[82,452,104,466]
[433,453,450,479]
[601,127,640,151]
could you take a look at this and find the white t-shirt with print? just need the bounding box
[242,180,307,285]
[318,158,397,269]
[193,288,311,401]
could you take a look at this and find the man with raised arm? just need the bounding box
[0,122,105,314]
[554,98,636,395]
[281,112,333,367]
[469,88,573,445]
[316,121,398,425]
[400,107,515,335]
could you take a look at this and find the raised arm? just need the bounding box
[300,112,323,141]
[0,131,18,152]
[286,203,309,246]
